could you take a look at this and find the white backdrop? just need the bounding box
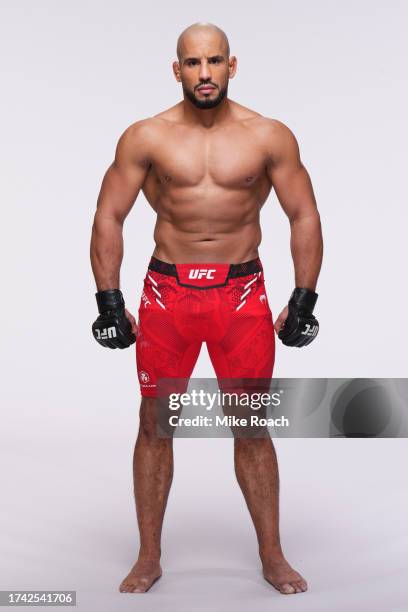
[1,1,407,610]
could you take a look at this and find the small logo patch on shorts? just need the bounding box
[139,370,150,383]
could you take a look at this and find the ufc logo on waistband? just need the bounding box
[301,324,318,337]
[188,269,216,279]
[95,327,117,340]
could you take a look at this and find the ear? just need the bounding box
[173,61,181,82]
[228,56,237,79]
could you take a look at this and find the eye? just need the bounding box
[187,59,198,66]
[209,58,221,64]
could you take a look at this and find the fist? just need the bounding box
[92,289,137,349]
[276,288,319,348]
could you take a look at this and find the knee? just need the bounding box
[138,397,159,439]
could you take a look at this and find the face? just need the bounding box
[173,31,237,109]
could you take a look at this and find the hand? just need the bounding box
[277,288,319,348]
[274,305,289,335]
[92,289,136,349]
[125,308,138,336]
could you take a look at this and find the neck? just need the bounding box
[181,96,232,128]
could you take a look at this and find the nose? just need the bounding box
[199,59,211,82]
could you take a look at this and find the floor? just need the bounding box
[1,418,407,612]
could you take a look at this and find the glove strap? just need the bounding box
[289,287,318,313]
[95,289,125,314]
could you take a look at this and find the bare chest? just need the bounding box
[151,126,268,189]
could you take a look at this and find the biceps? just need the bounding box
[96,160,148,223]
[270,163,317,221]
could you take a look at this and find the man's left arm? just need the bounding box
[266,120,323,342]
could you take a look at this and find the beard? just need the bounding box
[183,82,228,109]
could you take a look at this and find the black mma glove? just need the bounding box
[92,289,136,349]
[278,287,319,347]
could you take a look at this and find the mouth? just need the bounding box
[196,85,216,94]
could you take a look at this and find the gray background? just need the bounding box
[1,0,407,610]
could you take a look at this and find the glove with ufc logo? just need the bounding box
[92,289,136,349]
[278,288,319,347]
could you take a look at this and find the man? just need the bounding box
[90,22,323,595]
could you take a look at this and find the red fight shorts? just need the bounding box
[135,256,275,397]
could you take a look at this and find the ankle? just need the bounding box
[259,543,284,562]
[138,548,161,563]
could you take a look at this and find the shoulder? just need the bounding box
[117,105,183,146]
[118,117,164,147]
[248,117,300,163]
[115,117,165,164]
[228,101,295,137]
[250,116,298,144]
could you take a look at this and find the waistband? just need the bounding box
[148,256,263,289]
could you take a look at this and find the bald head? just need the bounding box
[173,22,236,110]
[176,22,230,61]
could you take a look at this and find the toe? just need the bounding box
[133,578,150,593]
[291,579,308,593]
[279,583,296,594]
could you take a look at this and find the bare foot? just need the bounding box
[262,553,308,595]
[119,559,162,593]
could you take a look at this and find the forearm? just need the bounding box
[90,211,124,290]
[289,211,323,291]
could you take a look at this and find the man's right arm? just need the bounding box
[90,120,153,290]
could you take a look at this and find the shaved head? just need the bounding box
[173,22,236,110]
[176,22,230,61]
